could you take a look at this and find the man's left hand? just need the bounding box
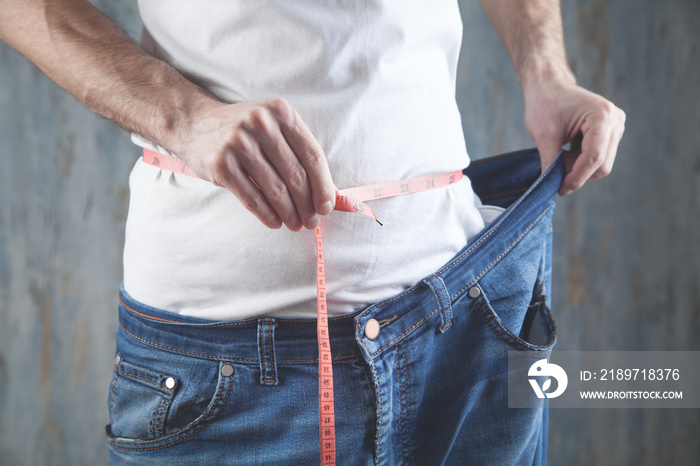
[524,82,626,196]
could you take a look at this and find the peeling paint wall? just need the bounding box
[1,0,698,464]
[0,2,140,465]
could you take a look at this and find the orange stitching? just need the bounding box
[119,324,257,363]
[116,366,173,391]
[120,323,357,364]
[120,295,250,328]
[378,315,398,327]
[358,286,420,320]
[277,354,360,364]
[367,309,438,357]
[277,314,356,323]
[119,295,180,323]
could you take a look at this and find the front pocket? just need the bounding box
[473,281,557,354]
[107,355,234,450]
[108,354,178,440]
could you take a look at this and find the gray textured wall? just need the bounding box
[0,0,698,465]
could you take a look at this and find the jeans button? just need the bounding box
[468,286,481,299]
[365,318,380,340]
[221,364,234,377]
[165,377,176,389]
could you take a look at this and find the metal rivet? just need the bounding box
[468,286,481,299]
[365,319,380,340]
[165,377,176,389]
[114,354,121,366]
[221,364,234,377]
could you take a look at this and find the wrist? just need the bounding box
[148,65,225,158]
[520,59,577,99]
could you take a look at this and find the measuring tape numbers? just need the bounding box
[141,148,462,464]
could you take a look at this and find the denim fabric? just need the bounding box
[106,148,565,465]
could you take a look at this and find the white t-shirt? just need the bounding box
[123,0,487,320]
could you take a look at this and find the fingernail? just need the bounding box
[319,201,334,216]
[308,214,320,230]
[560,188,573,196]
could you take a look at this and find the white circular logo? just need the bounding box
[528,360,568,399]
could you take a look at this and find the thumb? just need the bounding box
[535,137,565,174]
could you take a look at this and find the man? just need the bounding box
[0,0,624,464]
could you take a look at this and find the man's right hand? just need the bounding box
[179,98,336,231]
[1,0,335,232]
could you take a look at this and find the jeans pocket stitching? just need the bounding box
[107,363,234,451]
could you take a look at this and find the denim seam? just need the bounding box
[277,315,356,323]
[358,286,421,320]
[438,157,557,283]
[115,365,174,392]
[121,323,358,364]
[365,309,438,358]
[150,394,170,439]
[120,295,250,327]
[451,206,551,303]
[356,157,557,341]
[368,360,382,464]
[360,205,551,357]
[109,371,118,427]
[473,297,552,358]
[108,367,233,451]
[276,354,360,363]
[119,323,258,363]
[397,344,412,465]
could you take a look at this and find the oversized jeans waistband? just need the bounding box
[118,148,565,364]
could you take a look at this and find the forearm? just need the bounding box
[480,0,576,94]
[1,0,337,230]
[0,0,219,154]
[480,0,626,195]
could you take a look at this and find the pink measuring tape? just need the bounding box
[141,148,462,464]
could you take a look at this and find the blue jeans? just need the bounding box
[107,148,565,465]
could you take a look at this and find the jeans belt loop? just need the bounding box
[423,274,453,333]
[257,318,279,385]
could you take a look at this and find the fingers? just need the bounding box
[207,152,284,230]
[560,103,626,196]
[275,103,336,217]
[254,124,317,231]
[592,110,625,181]
[201,98,335,231]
